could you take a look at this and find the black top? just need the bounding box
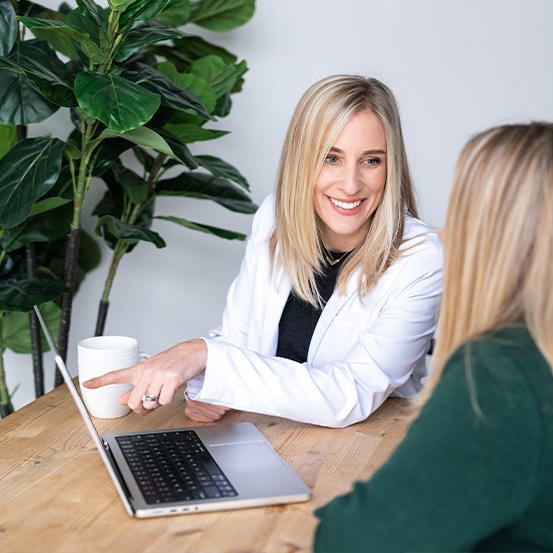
[276,253,348,363]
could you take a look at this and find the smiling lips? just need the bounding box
[329,196,363,210]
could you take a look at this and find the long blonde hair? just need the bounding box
[269,75,417,306]
[425,122,553,397]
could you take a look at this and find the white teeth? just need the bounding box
[330,197,362,210]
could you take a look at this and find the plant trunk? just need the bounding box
[25,243,44,397]
[95,300,109,336]
[54,227,81,386]
[0,314,14,418]
[54,116,96,387]
[94,241,128,336]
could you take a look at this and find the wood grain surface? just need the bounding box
[0,383,417,553]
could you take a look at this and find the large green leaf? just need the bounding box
[29,196,72,218]
[1,40,76,108]
[156,0,191,26]
[30,27,80,61]
[157,171,257,213]
[90,137,133,176]
[17,16,91,44]
[118,0,183,31]
[75,71,161,133]
[115,20,186,62]
[153,35,238,70]
[108,0,137,11]
[157,62,216,114]
[3,300,61,353]
[76,0,105,28]
[110,163,149,204]
[123,63,211,119]
[18,14,105,65]
[95,215,166,248]
[189,0,255,32]
[0,63,59,125]
[163,122,228,143]
[2,203,72,252]
[0,124,16,159]
[188,55,238,99]
[99,126,196,168]
[154,128,198,169]
[196,154,249,190]
[0,277,67,313]
[0,0,17,57]
[0,137,65,228]
[156,215,246,240]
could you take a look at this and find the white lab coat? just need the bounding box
[187,194,443,427]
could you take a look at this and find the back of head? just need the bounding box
[272,74,416,304]
[432,122,553,384]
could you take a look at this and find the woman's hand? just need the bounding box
[185,397,231,422]
[82,339,207,415]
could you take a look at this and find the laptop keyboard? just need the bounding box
[116,431,238,504]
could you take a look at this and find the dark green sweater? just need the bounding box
[314,326,553,552]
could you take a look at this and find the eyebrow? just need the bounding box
[327,146,387,156]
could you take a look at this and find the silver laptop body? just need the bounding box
[34,305,311,518]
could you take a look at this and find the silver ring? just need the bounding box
[141,392,159,402]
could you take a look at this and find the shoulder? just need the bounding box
[400,214,443,258]
[381,215,443,282]
[444,326,553,412]
[250,193,276,242]
[450,326,541,370]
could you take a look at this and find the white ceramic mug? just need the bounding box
[78,336,149,419]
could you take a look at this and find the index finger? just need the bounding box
[82,367,134,389]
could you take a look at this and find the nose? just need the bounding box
[340,164,362,195]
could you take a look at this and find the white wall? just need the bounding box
[6,0,553,410]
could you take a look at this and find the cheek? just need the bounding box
[314,167,331,193]
[367,172,387,199]
[312,190,326,219]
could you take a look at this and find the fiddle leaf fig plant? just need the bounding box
[0,0,256,416]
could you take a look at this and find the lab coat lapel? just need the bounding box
[260,268,292,354]
[308,269,360,361]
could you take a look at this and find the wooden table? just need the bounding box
[0,384,418,553]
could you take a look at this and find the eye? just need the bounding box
[325,155,339,164]
[364,158,380,166]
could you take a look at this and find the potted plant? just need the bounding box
[0,0,257,417]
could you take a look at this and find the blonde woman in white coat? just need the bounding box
[85,75,443,428]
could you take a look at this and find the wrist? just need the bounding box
[181,338,207,379]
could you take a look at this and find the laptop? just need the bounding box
[34,305,311,518]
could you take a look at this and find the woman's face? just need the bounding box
[314,109,387,252]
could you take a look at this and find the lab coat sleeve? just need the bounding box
[188,226,443,427]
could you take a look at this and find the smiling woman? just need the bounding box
[84,74,444,428]
[313,110,387,253]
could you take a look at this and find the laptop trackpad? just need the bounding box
[209,442,293,496]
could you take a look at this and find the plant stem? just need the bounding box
[54,119,97,385]
[94,152,165,336]
[0,314,15,418]
[25,243,44,398]
[95,300,109,337]
[55,227,81,387]
[95,241,129,336]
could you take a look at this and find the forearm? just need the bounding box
[189,339,394,427]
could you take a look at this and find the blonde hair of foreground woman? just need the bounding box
[270,74,418,306]
[425,122,553,398]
